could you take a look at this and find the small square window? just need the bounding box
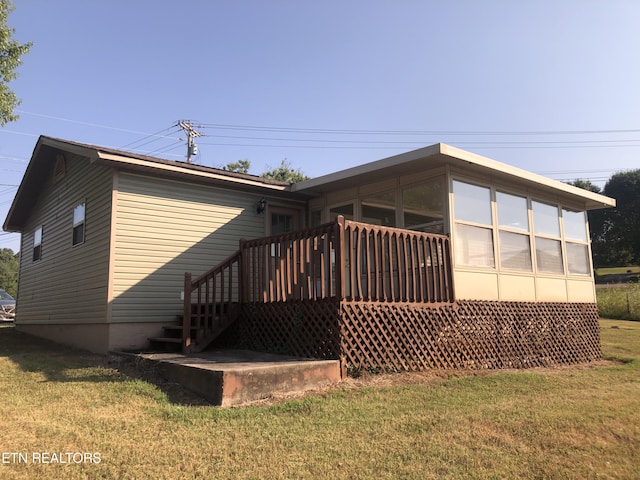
[73,203,85,246]
[33,226,42,261]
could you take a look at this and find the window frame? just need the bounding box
[452,179,496,269]
[562,208,591,276]
[72,202,86,246]
[496,191,532,272]
[531,200,564,275]
[451,175,592,279]
[33,226,43,262]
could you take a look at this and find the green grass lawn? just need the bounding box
[595,266,640,276]
[1,321,639,480]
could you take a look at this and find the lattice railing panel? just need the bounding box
[239,298,341,359]
[340,300,600,371]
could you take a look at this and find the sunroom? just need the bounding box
[295,143,611,304]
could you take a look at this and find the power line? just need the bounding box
[196,122,640,137]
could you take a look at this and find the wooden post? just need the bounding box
[335,216,345,301]
[182,272,192,353]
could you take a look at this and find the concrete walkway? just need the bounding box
[125,349,342,406]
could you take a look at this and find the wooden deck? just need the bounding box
[173,217,601,375]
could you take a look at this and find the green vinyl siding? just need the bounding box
[16,154,113,324]
[110,172,266,323]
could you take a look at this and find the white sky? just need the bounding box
[1,1,639,252]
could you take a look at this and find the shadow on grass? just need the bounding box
[0,324,210,406]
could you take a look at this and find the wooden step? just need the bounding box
[149,337,182,344]
[163,325,196,333]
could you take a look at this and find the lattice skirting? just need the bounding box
[238,300,601,373]
[340,301,601,371]
[239,298,341,359]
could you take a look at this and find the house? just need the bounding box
[4,137,615,372]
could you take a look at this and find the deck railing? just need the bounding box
[240,220,342,302]
[182,216,454,352]
[239,216,454,304]
[342,219,454,303]
[182,251,241,352]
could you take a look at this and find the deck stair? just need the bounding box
[149,302,239,352]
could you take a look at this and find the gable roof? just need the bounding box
[3,136,297,232]
[292,143,616,211]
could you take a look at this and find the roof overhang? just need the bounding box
[291,143,616,211]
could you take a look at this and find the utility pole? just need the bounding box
[178,120,201,163]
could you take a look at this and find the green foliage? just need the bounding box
[567,178,601,194]
[590,169,640,267]
[261,159,309,183]
[597,284,640,321]
[0,0,32,126]
[0,247,18,296]
[222,159,251,174]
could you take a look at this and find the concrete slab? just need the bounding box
[123,349,342,406]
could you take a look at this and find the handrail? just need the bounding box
[182,251,241,352]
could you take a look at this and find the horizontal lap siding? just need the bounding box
[17,154,112,324]
[111,173,265,323]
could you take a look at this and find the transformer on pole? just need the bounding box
[178,120,201,163]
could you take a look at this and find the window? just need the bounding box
[499,231,532,271]
[455,224,495,267]
[361,191,396,227]
[532,201,563,274]
[532,201,560,237]
[453,180,494,268]
[73,202,85,245]
[563,208,590,275]
[271,213,294,235]
[402,176,444,233]
[329,203,354,221]
[563,209,588,242]
[535,237,564,274]
[497,192,528,231]
[33,226,42,261]
[497,192,532,271]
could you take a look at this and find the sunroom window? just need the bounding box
[329,203,354,221]
[361,191,396,227]
[563,208,590,275]
[532,201,563,274]
[453,180,494,268]
[496,192,532,271]
[402,176,444,233]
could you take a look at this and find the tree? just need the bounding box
[0,248,18,297]
[589,170,640,267]
[567,179,601,194]
[1,0,32,125]
[222,159,251,174]
[261,159,309,183]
